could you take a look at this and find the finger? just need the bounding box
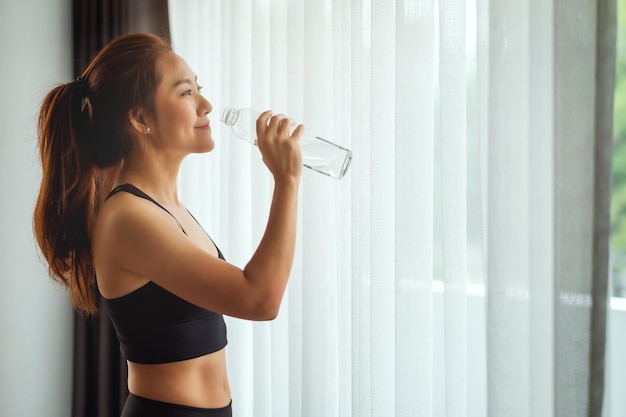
[268,114,287,133]
[277,118,296,136]
[290,124,305,140]
[256,110,273,136]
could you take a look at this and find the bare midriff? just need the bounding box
[127,348,231,408]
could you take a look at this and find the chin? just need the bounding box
[198,140,215,153]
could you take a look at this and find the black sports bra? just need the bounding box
[100,184,227,364]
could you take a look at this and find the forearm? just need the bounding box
[243,177,299,314]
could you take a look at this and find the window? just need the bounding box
[612,0,626,298]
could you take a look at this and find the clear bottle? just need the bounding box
[220,107,352,180]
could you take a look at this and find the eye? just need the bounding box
[182,89,192,96]
[197,85,203,93]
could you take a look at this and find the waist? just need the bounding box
[127,348,231,409]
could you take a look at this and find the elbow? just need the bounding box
[260,306,279,321]
[253,293,283,321]
[242,268,288,320]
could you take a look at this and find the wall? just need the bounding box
[0,0,73,416]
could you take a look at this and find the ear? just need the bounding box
[128,107,152,135]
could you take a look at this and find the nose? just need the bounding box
[199,94,212,115]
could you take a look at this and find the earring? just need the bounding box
[146,127,151,134]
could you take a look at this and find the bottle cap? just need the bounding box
[220,108,237,125]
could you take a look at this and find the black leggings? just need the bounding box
[121,393,232,417]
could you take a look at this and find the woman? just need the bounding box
[33,33,302,416]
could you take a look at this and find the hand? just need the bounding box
[256,110,303,181]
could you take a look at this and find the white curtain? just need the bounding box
[168,1,614,416]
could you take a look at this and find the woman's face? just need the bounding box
[149,53,214,155]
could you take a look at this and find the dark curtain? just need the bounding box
[72,1,169,416]
[588,0,616,415]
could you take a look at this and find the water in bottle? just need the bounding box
[220,107,352,180]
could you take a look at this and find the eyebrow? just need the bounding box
[171,75,198,88]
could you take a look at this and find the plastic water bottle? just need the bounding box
[220,107,352,180]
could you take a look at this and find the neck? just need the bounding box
[116,148,184,206]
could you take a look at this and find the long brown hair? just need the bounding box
[34,33,172,313]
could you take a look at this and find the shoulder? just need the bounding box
[95,190,179,241]
[92,190,188,280]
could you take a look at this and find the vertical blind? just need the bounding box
[168,1,613,416]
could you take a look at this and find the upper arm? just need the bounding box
[93,195,277,320]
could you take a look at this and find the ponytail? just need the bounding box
[34,80,102,313]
